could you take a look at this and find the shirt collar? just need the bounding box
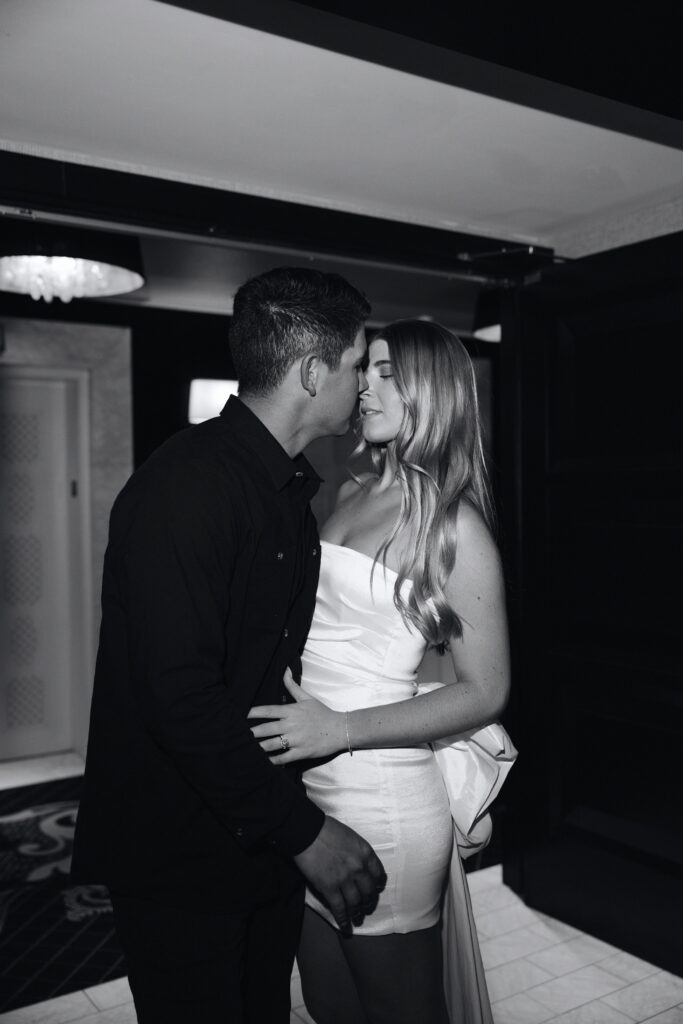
[219,395,322,493]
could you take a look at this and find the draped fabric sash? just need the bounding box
[418,681,518,1023]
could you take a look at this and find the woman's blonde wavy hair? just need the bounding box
[357,319,495,650]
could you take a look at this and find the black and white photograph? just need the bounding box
[0,3,681,1023]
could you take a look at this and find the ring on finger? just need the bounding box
[279,734,290,752]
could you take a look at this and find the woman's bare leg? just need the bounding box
[298,907,448,1024]
[297,907,369,1024]
[339,923,449,1024]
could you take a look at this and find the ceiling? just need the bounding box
[1,0,682,319]
[294,1,683,123]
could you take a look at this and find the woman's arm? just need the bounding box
[249,503,510,763]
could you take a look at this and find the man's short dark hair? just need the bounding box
[229,267,371,395]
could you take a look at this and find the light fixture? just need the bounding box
[188,379,239,424]
[473,323,502,343]
[0,220,145,303]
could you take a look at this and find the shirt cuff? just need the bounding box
[269,792,325,856]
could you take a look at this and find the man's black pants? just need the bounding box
[110,880,304,1024]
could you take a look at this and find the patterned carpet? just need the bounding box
[0,776,125,1013]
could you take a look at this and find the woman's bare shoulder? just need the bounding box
[449,499,501,572]
[439,499,506,623]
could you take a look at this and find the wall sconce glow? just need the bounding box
[189,379,239,424]
[0,255,144,303]
[0,221,145,303]
[473,323,502,343]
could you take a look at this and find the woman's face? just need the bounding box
[359,338,406,445]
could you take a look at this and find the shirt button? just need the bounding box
[312,548,318,556]
[276,552,284,560]
[295,471,304,478]
[283,628,289,638]
[236,827,244,838]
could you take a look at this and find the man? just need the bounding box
[72,267,384,1023]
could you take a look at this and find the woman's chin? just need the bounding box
[362,425,393,445]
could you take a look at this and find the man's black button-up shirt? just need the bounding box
[72,396,326,910]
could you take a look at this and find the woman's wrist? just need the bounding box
[332,710,350,755]
[344,711,353,756]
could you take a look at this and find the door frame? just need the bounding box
[0,364,93,760]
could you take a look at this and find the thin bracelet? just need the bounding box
[345,711,353,756]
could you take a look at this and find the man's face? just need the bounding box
[317,328,368,436]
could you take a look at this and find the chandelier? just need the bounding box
[0,220,145,303]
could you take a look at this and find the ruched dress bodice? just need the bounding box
[301,540,423,711]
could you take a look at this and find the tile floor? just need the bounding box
[1,864,680,1024]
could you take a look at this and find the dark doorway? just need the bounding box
[501,231,683,975]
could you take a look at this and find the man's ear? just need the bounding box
[300,353,319,397]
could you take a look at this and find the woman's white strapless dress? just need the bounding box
[301,540,497,1023]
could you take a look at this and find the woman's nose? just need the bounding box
[358,369,369,392]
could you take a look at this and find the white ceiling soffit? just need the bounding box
[2,0,683,258]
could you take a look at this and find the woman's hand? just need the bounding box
[248,668,346,764]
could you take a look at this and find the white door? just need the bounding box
[0,369,87,759]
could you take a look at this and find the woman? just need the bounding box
[249,320,512,1024]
